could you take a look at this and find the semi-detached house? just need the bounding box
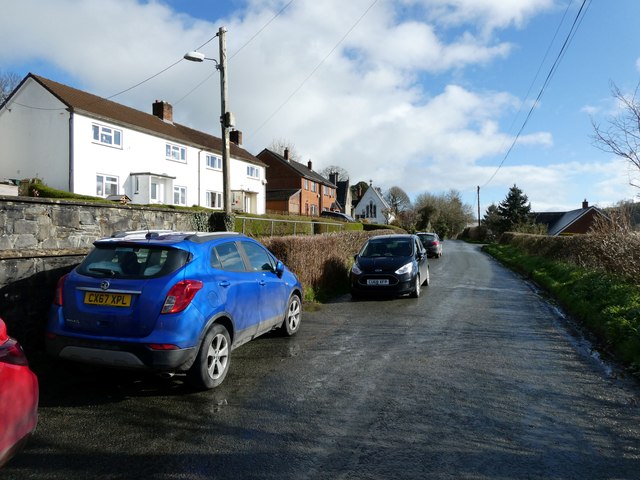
[0,73,266,213]
[257,148,338,216]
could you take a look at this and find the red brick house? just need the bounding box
[257,148,338,216]
[534,200,607,235]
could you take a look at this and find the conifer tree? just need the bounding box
[496,184,532,233]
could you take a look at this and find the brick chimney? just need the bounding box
[152,100,173,123]
[582,199,589,209]
[307,159,313,170]
[284,148,289,161]
[230,129,242,146]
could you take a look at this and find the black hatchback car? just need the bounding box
[350,234,429,298]
[416,232,443,258]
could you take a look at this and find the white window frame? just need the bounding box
[96,174,118,197]
[310,204,318,215]
[247,165,260,179]
[173,186,187,206]
[92,124,122,148]
[206,191,223,209]
[166,143,186,163]
[206,154,222,170]
[311,182,317,193]
[304,179,309,190]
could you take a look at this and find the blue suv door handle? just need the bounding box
[259,280,266,286]
[218,280,231,288]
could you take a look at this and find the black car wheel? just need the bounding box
[281,294,302,336]
[410,274,421,298]
[422,266,430,286]
[187,323,231,390]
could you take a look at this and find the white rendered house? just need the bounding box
[0,74,266,213]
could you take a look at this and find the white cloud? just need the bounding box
[1,0,627,212]
[405,0,556,35]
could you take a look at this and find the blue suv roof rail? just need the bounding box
[185,232,242,243]
[110,230,175,240]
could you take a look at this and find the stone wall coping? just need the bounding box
[0,248,90,260]
[0,194,205,214]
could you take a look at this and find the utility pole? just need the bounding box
[477,185,481,227]
[218,26,232,215]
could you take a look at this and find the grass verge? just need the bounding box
[483,243,640,374]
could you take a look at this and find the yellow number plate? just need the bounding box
[84,292,132,307]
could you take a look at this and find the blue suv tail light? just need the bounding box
[161,280,203,314]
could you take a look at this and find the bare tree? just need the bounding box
[268,138,302,162]
[0,71,22,104]
[385,186,411,216]
[592,82,640,190]
[320,165,349,182]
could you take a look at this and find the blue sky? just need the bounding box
[2,0,640,215]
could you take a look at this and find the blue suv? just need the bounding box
[46,231,303,389]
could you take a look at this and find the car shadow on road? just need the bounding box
[29,353,204,408]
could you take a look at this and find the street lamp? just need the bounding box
[184,26,232,215]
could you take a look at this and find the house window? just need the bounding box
[323,185,329,195]
[311,182,317,193]
[365,201,377,218]
[310,204,317,215]
[166,143,186,163]
[247,165,260,179]
[96,174,118,197]
[173,186,187,206]
[206,191,223,209]
[304,179,309,190]
[206,154,222,170]
[92,124,122,148]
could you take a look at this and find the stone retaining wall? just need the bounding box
[0,196,202,352]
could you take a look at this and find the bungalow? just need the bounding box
[534,200,606,235]
[257,148,337,216]
[0,73,266,213]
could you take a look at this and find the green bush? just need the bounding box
[363,222,404,232]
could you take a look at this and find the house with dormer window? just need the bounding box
[0,73,267,213]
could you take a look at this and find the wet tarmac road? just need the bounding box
[3,241,640,479]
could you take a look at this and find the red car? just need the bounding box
[0,318,39,468]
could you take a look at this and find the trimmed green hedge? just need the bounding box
[262,230,392,302]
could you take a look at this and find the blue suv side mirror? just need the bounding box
[275,261,285,278]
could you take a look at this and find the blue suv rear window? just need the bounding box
[77,245,190,278]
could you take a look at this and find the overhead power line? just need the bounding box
[173,1,296,107]
[482,0,592,188]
